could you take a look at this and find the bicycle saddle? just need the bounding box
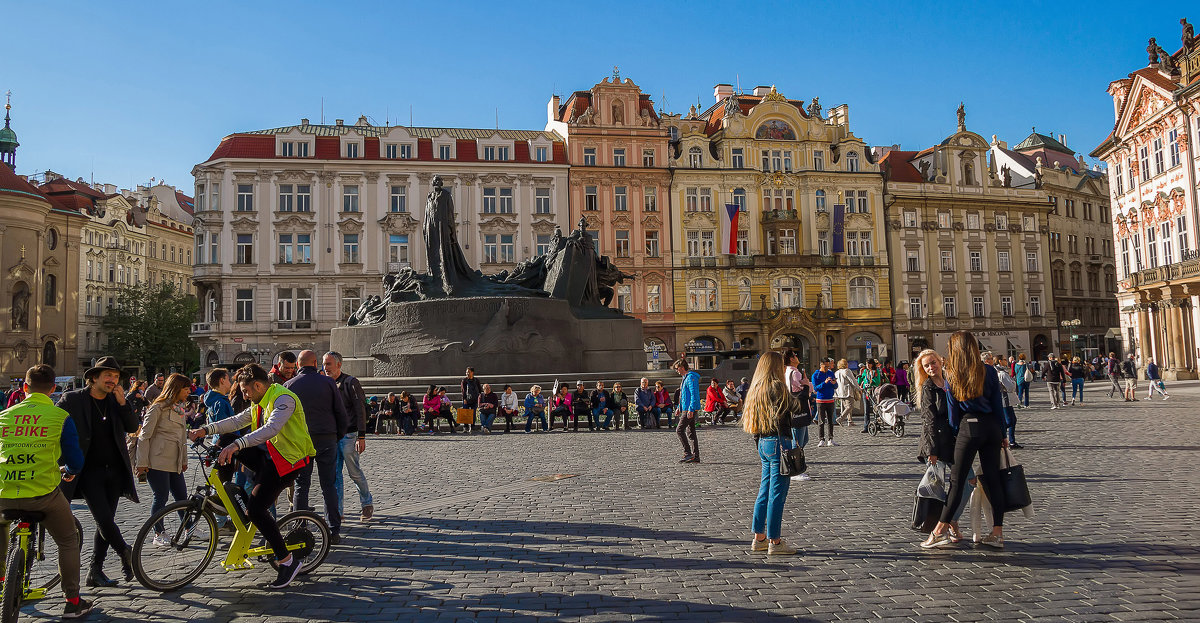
[1,510,45,522]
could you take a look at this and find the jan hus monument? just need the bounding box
[331,176,644,377]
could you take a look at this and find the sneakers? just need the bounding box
[679,455,693,463]
[153,532,171,547]
[792,473,812,481]
[750,537,768,552]
[265,555,304,589]
[827,440,838,447]
[1010,443,1023,450]
[1164,395,1170,400]
[685,456,701,464]
[978,533,1005,549]
[360,505,374,522]
[816,440,827,447]
[767,539,797,555]
[920,533,955,549]
[63,598,95,619]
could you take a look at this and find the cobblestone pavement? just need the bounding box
[19,379,1200,621]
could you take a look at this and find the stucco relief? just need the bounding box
[377,212,419,236]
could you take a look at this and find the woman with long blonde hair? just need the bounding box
[743,352,806,556]
[921,331,1009,550]
[913,349,967,541]
[136,372,195,545]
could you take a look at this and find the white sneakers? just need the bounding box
[827,440,837,446]
[791,473,812,481]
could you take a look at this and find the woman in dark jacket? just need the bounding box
[913,348,969,542]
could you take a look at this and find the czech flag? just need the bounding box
[721,203,740,254]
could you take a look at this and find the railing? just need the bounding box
[191,322,212,333]
[761,209,798,222]
[1130,258,1200,287]
[276,320,314,331]
[387,261,410,273]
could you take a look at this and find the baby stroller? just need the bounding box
[869,383,908,438]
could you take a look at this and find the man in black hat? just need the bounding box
[56,356,140,588]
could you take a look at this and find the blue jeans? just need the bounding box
[752,436,792,540]
[479,409,497,429]
[1015,382,1030,406]
[593,407,613,429]
[791,426,809,449]
[525,411,546,431]
[1059,383,1068,403]
[1071,378,1085,402]
[335,433,373,516]
[1004,406,1017,444]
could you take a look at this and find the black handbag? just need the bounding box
[911,492,944,533]
[998,448,1031,512]
[778,439,806,476]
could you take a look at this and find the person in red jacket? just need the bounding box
[704,377,729,425]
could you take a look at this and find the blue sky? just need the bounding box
[2,1,1194,190]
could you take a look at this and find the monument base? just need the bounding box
[330,297,644,378]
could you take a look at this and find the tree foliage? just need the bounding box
[101,282,199,377]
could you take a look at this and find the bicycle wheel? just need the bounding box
[267,511,330,576]
[2,547,25,623]
[132,501,218,592]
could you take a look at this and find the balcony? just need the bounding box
[754,254,836,268]
[848,256,876,266]
[1128,258,1200,288]
[276,320,314,331]
[734,256,755,267]
[761,209,798,222]
[191,322,213,334]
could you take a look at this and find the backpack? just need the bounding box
[1121,359,1136,378]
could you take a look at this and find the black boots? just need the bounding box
[119,548,134,581]
[85,565,117,588]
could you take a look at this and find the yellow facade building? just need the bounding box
[662,85,891,369]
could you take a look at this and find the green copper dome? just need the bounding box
[0,125,17,152]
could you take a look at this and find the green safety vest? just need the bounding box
[254,384,316,466]
[0,393,69,499]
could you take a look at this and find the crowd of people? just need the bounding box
[0,338,1183,616]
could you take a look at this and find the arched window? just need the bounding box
[772,277,803,309]
[847,151,860,172]
[688,278,717,311]
[47,228,58,251]
[42,341,56,368]
[44,274,57,307]
[11,282,30,331]
[849,276,876,308]
[738,278,752,310]
[688,146,703,168]
[815,189,826,212]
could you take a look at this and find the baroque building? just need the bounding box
[992,131,1119,358]
[0,103,84,379]
[1091,20,1200,379]
[880,110,1057,362]
[662,85,891,369]
[547,73,674,365]
[191,116,569,371]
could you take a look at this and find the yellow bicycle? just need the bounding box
[130,441,330,592]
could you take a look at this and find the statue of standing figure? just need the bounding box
[423,176,481,297]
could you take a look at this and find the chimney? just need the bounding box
[548,95,560,124]
[301,118,309,125]
[753,85,772,97]
[714,84,734,103]
[335,119,344,126]
[1058,134,1067,147]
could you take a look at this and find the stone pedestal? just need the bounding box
[330,297,644,378]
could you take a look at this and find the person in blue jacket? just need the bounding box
[523,386,547,433]
[811,358,838,447]
[674,359,701,463]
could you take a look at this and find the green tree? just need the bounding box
[102,282,199,377]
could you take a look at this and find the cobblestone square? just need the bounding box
[27,380,1200,621]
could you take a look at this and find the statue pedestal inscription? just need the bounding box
[331,297,644,378]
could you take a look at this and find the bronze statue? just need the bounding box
[1148,37,1160,64]
[423,176,480,297]
[1184,19,1194,49]
[956,102,966,131]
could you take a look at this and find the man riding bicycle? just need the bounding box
[0,365,91,618]
[187,363,315,589]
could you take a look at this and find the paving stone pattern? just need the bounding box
[24,380,1200,621]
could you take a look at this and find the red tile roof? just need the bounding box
[314,136,340,159]
[202,129,569,165]
[206,134,275,160]
[38,177,104,213]
[559,92,591,123]
[175,191,195,215]
[880,151,923,183]
[1131,67,1180,93]
[0,166,49,203]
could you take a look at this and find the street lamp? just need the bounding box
[1060,318,1081,356]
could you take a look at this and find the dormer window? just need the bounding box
[345,143,360,159]
[483,145,510,161]
[847,151,860,172]
[280,140,309,157]
[438,144,453,160]
[384,143,415,159]
[535,146,548,162]
[688,147,702,168]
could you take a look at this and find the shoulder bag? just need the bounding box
[778,436,806,477]
[998,447,1032,512]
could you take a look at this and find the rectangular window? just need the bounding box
[535,187,551,214]
[998,250,1010,272]
[943,296,957,318]
[583,148,596,166]
[498,188,514,213]
[940,250,954,271]
[390,185,407,212]
[483,234,498,263]
[903,210,917,227]
[784,151,793,172]
[1140,146,1150,179]
[500,235,514,263]
[296,185,311,212]
[1029,296,1041,317]
[906,250,919,272]
[385,144,398,159]
[483,187,497,213]
[643,187,657,212]
[342,233,360,263]
[1177,215,1188,256]
[860,231,872,255]
[1147,227,1159,268]
[613,148,626,167]
[645,231,660,257]
[1001,296,1013,317]
[938,212,951,229]
[701,230,716,257]
[296,234,310,263]
[439,144,452,160]
[236,289,253,322]
[686,230,700,257]
[731,148,744,169]
[615,230,630,257]
[536,234,551,256]
[686,188,698,212]
[342,185,359,212]
[389,234,409,265]
[779,229,796,255]
[1026,252,1039,272]
[818,231,829,256]
[909,297,923,319]
[535,146,548,162]
[1168,129,1180,167]
[647,284,661,312]
[972,297,985,318]
[699,188,712,212]
[1023,215,1035,231]
[280,141,294,157]
[399,143,413,159]
[996,213,1009,230]
[277,288,294,322]
[278,234,294,263]
[236,234,253,264]
[614,186,628,211]
[1153,137,1165,175]
[195,186,205,212]
[737,229,749,256]
[584,186,598,211]
[640,148,655,167]
[236,184,253,211]
[346,143,360,158]
[813,150,824,171]
[483,146,496,161]
[846,232,860,256]
[968,250,982,272]
[278,184,294,212]
[966,213,980,230]
[1121,239,1131,276]
[616,285,632,312]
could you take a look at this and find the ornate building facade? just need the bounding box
[547,73,674,365]
[1091,21,1200,379]
[191,117,569,371]
[0,105,84,379]
[992,132,1119,359]
[662,85,892,369]
[881,112,1057,362]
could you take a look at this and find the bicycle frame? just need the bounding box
[9,522,47,601]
